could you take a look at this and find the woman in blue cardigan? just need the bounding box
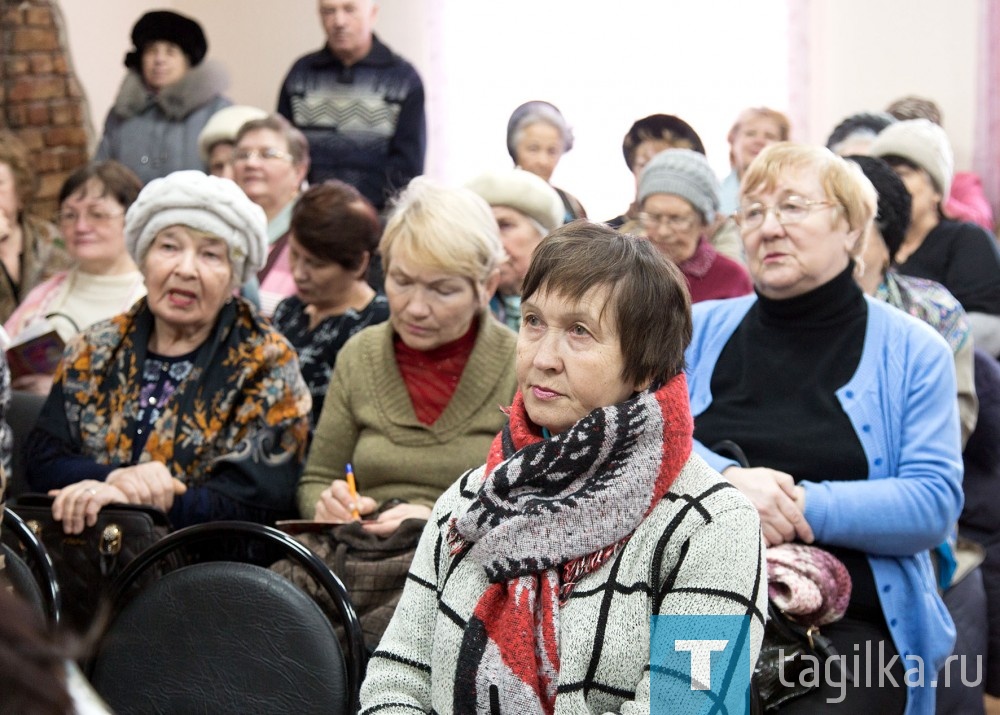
[687,143,963,715]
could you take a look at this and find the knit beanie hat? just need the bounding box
[506,101,574,161]
[869,118,954,199]
[198,105,269,163]
[826,111,897,152]
[845,155,912,259]
[465,168,564,233]
[125,170,267,284]
[637,148,720,224]
[125,10,208,70]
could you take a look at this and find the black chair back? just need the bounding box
[88,521,365,714]
[1,507,61,624]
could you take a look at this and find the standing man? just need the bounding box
[278,0,426,213]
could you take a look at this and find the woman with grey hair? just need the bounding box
[25,170,312,531]
[506,100,586,222]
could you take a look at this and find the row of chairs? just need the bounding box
[2,512,367,714]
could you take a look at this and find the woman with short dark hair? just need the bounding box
[360,220,766,712]
[272,180,389,424]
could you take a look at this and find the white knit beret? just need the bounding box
[638,148,720,224]
[869,118,954,200]
[465,168,564,233]
[197,105,268,164]
[125,170,268,284]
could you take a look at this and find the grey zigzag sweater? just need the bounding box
[360,453,766,714]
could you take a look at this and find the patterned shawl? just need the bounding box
[46,297,311,513]
[447,374,693,714]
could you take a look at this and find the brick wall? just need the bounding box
[2,0,91,220]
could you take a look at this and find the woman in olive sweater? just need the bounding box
[297,178,517,534]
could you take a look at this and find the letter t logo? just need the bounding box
[674,639,729,690]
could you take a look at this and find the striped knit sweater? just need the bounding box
[360,453,766,713]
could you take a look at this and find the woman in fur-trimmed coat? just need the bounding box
[95,10,231,185]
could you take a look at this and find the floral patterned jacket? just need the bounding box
[25,297,312,527]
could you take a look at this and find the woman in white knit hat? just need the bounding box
[466,167,563,330]
[24,170,312,533]
[870,118,1000,356]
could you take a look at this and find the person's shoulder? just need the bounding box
[233,298,301,360]
[692,292,756,323]
[286,46,332,70]
[480,313,518,350]
[643,453,760,535]
[866,295,953,360]
[931,218,996,245]
[336,319,392,363]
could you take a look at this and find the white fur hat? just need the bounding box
[869,118,954,201]
[465,168,564,233]
[125,170,267,284]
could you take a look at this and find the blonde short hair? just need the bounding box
[740,142,877,242]
[380,177,504,286]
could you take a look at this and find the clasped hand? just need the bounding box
[314,479,430,536]
[723,466,813,547]
[49,462,187,534]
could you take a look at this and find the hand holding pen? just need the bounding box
[345,463,360,520]
[314,465,378,523]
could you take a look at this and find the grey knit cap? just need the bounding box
[638,148,720,223]
[125,170,268,284]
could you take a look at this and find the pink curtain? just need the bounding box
[976,0,1000,232]
[786,1,811,142]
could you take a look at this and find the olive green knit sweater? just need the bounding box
[297,313,517,517]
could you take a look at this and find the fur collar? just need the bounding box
[110,59,229,121]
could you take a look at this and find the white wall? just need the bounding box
[58,0,985,220]
[799,0,978,170]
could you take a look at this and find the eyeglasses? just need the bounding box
[735,197,837,230]
[232,148,294,163]
[55,208,124,226]
[638,211,698,232]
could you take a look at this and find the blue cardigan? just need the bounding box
[686,294,963,715]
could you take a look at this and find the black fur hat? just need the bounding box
[845,154,912,260]
[622,114,705,171]
[124,10,207,70]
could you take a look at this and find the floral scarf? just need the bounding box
[447,374,693,714]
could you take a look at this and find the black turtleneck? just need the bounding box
[695,263,883,623]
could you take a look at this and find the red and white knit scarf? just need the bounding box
[447,374,693,714]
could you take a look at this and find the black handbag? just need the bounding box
[754,602,845,711]
[7,493,173,632]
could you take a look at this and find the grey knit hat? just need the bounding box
[125,170,268,284]
[869,118,954,200]
[465,168,564,233]
[638,148,720,223]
